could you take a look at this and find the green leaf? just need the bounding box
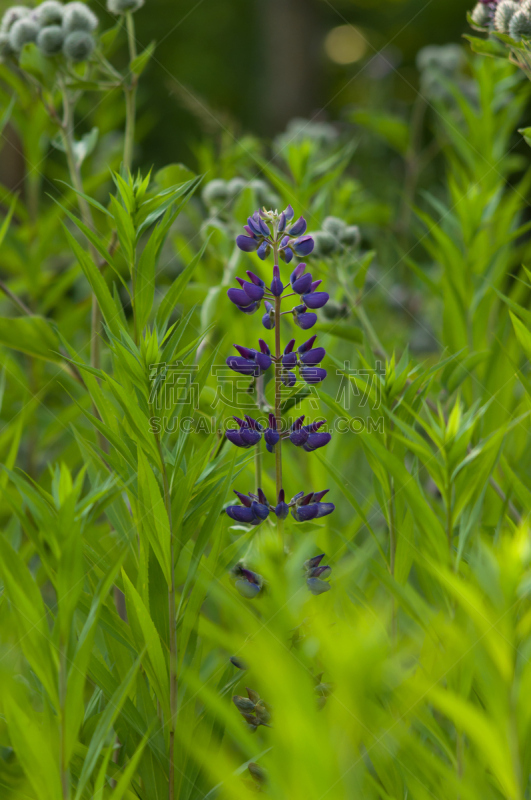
[122,571,170,715]
[136,447,172,586]
[74,652,144,800]
[63,225,122,337]
[156,239,208,330]
[0,315,62,362]
[463,34,509,59]
[130,40,156,75]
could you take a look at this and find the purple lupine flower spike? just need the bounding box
[270,265,284,297]
[264,413,280,452]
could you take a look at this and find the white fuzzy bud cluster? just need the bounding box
[0,0,98,63]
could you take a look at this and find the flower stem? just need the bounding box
[58,76,100,373]
[124,12,138,174]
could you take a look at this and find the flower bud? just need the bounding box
[107,0,144,12]
[62,2,98,33]
[494,1,519,33]
[307,577,331,595]
[340,224,361,247]
[227,177,246,197]
[235,579,261,598]
[201,179,228,206]
[248,763,267,785]
[63,29,94,61]
[37,1,64,26]
[322,216,346,238]
[509,8,531,39]
[9,18,39,50]
[1,6,29,33]
[37,24,64,55]
[470,1,492,27]
[254,703,271,724]
[232,695,256,712]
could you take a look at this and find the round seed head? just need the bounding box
[63,29,94,61]
[9,17,39,51]
[1,6,29,33]
[227,177,246,197]
[494,0,520,33]
[322,215,346,238]
[0,32,14,58]
[36,0,64,26]
[62,2,98,33]
[510,8,531,39]
[37,23,64,55]
[107,0,144,12]
[470,2,492,28]
[312,230,338,257]
[340,224,361,247]
[201,179,229,206]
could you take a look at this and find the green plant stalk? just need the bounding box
[58,76,100,374]
[59,643,70,800]
[124,12,138,174]
[152,417,177,800]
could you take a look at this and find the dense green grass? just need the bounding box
[0,6,531,799]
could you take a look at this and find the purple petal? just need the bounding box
[257,242,271,261]
[300,347,325,366]
[290,428,309,447]
[280,247,294,264]
[265,428,280,447]
[278,211,286,232]
[270,265,284,297]
[234,490,252,507]
[292,503,319,522]
[307,577,331,595]
[293,236,314,257]
[292,273,313,294]
[289,216,307,237]
[284,205,294,221]
[251,501,270,521]
[226,356,259,376]
[300,366,327,384]
[227,288,255,308]
[306,553,325,569]
[255,353,272,372]
[226,430,247,447]
[302,432,331,451]
[274,501,290,519]
[315,502,335,518]
[242,281,265,302]
[240,428,261,446]
[246,270,265,287]
[239,302,260,315]
[312,490,329,502]
[294,307,317,329]
[282,370,296,387]
[226,505,256,523]
[236,235,258,252]
[302,292,329,310]
[298,335,317,353]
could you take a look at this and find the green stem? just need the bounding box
[124,12,138,174]
[59,643,70,800]
[152,421,177,800]
[58,76,100,374]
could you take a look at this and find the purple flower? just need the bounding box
[226,341,272,377]
[293,236,314,257]
[302,420,331,451]
[282,338,298,369]
[227,287,257,310]
[264,413,280,452]
[257,242,271,260]
[300,366,327,385]
[290,488,335,522]
[289,216,307,237]
[273,488,289,519]
[236,235,258,253]
[289,416,309,447]
[262,300,275,330]
[270,265,284,296]
[290,263,313,295]
[233,565,263,597]
[302,291,329,309]
[226,490,270,528]
[226,416,263,448]
[281,369,296,387]
[293,305,317,330]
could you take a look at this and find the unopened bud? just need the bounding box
[232,695,256,712]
